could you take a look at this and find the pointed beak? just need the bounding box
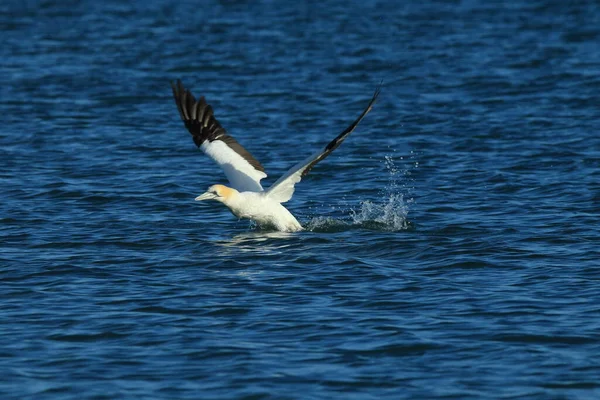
[195,192,218,201]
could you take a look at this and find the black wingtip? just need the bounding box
[170,80,182,121]
[367,81,383,112]
[376,80,383,97]
[299,83,381,178]
[170,79,267,172]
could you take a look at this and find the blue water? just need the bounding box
[2,0,600,398]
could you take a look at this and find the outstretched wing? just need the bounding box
[266,85,381,203]
[171,80,267,192]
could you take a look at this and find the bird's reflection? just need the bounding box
[214,229,298,255]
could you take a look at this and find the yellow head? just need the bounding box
[195,184,237,203]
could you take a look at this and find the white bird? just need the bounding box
[171,80,380,232]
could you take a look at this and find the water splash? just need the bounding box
[349,193,409,231]
[307,155,415,232]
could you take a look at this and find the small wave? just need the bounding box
[307,155,415,232]
[305,216,351,232]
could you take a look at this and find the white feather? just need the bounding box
[265,152,319,203]
[201,140,266,192]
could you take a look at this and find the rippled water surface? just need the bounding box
[2,1,600,398]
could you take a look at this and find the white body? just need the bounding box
[196,185,303,232]
[226,191,303,232]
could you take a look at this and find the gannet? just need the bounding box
[171,80,380,232]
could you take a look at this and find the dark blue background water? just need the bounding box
[2,0,599,398]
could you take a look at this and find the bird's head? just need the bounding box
[195,184,237,203]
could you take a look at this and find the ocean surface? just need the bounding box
[1,0,599,398]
